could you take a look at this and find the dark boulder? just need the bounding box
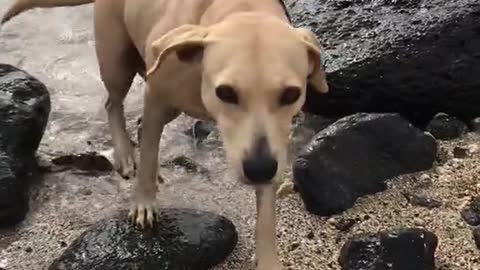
[0,64,50,227]
[48,208,238,270]
[339,228,438,270]
[285,0,480,127]
[426,113,468,140]
[461,196,480,226]
[293,113,437,216]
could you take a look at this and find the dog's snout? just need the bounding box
[242,137,278,183]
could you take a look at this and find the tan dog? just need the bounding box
[2,0,328,268]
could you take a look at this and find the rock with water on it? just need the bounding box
[48,208,238,270]
[0,64,50,227]
[285,0,480,127]
[339,228,438,270]
[293,113,437,216]
[426,113,468,140]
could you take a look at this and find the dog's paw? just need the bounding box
[113,147,136,179]
[128,201,157,229]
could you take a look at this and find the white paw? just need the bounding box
[128,200,157,229]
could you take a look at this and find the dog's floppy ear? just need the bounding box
[295,28,329,94]
[147,24,211,77]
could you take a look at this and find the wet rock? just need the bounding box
[293,113,437,216]
[461,196,480,226]
[285,0,480,127]
[339,228,438,270]
[0,64,50,227]
[403,192,442,209]
[50,152,113,175]
[473,227,480,249]
[426,113,468,140]
[48,208,237,270]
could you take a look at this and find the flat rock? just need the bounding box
[285,0,480,127]
[339,228,438,270]
[48,208,238,270]
[0,64,50,227]
[426,113,468,140]
[293,113,437,216]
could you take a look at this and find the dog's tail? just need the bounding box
[1,0,94,25]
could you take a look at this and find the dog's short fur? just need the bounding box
[2,0,328,268]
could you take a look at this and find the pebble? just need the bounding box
[434,166,446,175]
[334,218,356,232]
[414,218,425,226]
[453,147,469,159]
[468,144,479,154]
[403,192,442,209]
[327,217,336,225]
[461,196,480,226]
[289,241,301,251]
[419,173,431,181]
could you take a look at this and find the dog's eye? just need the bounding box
[279,87,301,106]
[216,85,239,104]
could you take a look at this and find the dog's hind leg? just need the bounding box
[94,10,140,179]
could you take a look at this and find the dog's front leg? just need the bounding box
[129,86,175,229]
[255,184,283,270]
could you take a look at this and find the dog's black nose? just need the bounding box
[243,157,278,183]
[242,137,278,183]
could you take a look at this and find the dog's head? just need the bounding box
[147,14,328,185]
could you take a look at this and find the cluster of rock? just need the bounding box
[285,0,480,268]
